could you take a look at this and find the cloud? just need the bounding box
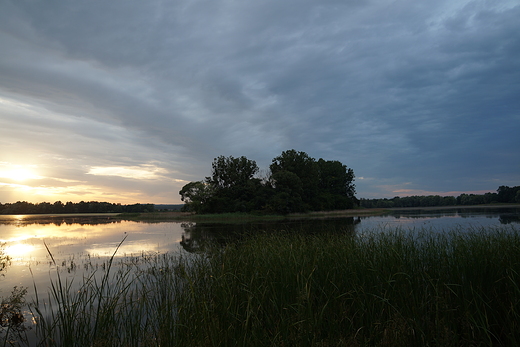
[0,0,519,203]
[87,165,169,180]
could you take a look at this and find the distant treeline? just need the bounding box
[0,201,155,215]
[360,185,520,208]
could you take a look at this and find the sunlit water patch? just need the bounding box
[0,217,187,299]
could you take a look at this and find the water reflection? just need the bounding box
[176,207,519,254]
[1,208,518,261]
[3,243,35,260]
[0,208,517,284]
[0,217,184,260]
[387,207,520,223]
[498,213,520,224]
[0,214,120,226]
[179,217,361,253]
[0,216,187,301]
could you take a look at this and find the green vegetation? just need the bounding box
[0,244,9,275]
[180,149,358,214]
[117,211,288,223]
[20,226,520,346]
[174,212,285,223]
[361,185,520,208]
[0,201,155,215]
[1,287,27,346]
[1,245,28,346]
[117,207,390,224]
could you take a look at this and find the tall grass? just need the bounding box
[1,244,29,347]
[26,226,520,346]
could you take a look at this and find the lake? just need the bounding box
[1,206,518,345]
[1,206,519,302]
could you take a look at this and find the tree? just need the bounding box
[53,201,64,213]
[202,155,260,213]
[497,186,520,203]
[180,155,262,213]
[267,170,305,213]
[317,159,356,208]
[270,150,319,210]
[206,155,259,190]
[179,181,213,213]
[178,150,358,214]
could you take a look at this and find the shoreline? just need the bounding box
[0,212,120,221]
[118,203,520,222]
[0,204,518,223]
[387,203,520,211]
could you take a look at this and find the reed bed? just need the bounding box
[22,225,520,346]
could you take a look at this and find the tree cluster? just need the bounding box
[0,201,155,215]
[360,185,520,209]
[180,149,357,214]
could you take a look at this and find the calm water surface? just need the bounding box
[0,216,185,296]
[1,207,519,301]
[357,207,520,232]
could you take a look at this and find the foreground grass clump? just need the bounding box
[32,227,520,346]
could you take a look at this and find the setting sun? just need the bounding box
[0,164,42,182]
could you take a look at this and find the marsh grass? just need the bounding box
[27,226,520,346]
[1,245,29,347]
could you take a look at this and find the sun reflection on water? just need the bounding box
[3,243,36,260]
[0,217,186,266]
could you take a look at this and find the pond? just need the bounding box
[1,206,519,302]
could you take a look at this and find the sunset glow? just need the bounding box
[0,164,43,182]
[87,165,167,180]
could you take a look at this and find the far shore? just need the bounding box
[0,212,121,221]
[117,203,520,222]
[0,204,518,222]
[387,203,520,211]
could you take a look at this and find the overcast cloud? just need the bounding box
[0,0,519,204]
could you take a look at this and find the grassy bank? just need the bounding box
[25,226,520,346]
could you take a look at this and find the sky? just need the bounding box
[1,0,519,205]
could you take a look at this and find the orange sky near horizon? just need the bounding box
[0,161,496,205]
[0,162,188,204]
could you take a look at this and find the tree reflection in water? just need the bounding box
[499,213,520,224]
[179,217,361,253]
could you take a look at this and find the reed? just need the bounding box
[26,225,520,346]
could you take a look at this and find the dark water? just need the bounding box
[0,207,519,295]
[180,207,520,252]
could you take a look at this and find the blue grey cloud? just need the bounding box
[0,0,518,203]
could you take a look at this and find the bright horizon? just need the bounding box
[0,161,499,206]
[1,1,519,205]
